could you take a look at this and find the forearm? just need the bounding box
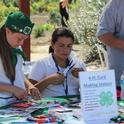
[24,77,34,89]
[98,33,124,51]
[30,73,64,92]
[0,83,15,93]
[0,83,28,99]
[34,78,51,92]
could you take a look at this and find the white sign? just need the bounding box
[79,70,118,124]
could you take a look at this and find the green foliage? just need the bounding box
[34,25,45,38]
[34,23,54,38]
[68,0,107,62]
[30,0,59,14]
[47,2,59,13]
[49,10,60,25]
[31,2,48,14]
[1,0,60,26]
[42,23,54,31]
[2,0,19,7]
[0,1,18,26]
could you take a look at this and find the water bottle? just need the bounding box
[120,71,124,100]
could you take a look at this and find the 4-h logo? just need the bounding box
[99,91,113,107]
[23,26,31,35]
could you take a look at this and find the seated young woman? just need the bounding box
[29,27,86,97]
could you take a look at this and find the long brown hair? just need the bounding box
[0,26,15,83]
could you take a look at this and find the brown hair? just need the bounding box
[0,26,15,83]
[49,27,74,53]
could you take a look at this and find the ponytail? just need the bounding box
[49,46,54,53]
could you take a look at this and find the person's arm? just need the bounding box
[30,73,65,92]
[24,77,41,100]
[96,1,123,49]
[0,83,27,99]
[60,0,68,8]
[0,83,15,92]
[98,33,124,51]
[30,78,51,92]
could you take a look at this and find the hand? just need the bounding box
[12,86,28,100]
[28,85,42,100]
[49,72,65,85]
[71,68,84,78]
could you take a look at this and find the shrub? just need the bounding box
[42,23,54,31]
[34,25,45,38]
[33,23,54,38]
[31,0,59,14]
[68,0,107,62]
[31,2,48,14]
[49,10,60,25]
[2,0,19,7]
[0,2,18,26]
